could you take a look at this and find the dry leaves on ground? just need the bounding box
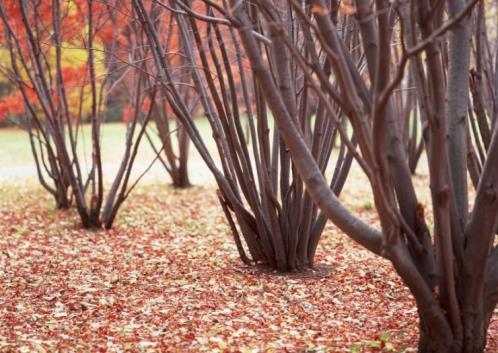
[0,183,496,352]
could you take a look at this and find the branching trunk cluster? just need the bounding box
[136,0,497,350]
[0,0,157,228]
[138,7,194,189]
[233,0,497,351]
[467,0,498,187]
[149,95,192,188]
[133,0,359,271]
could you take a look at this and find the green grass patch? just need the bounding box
[0,118,214,168]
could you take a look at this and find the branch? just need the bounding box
[375,0,480,117]
[231,2,383,255]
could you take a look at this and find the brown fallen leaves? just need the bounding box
[0,182,496,352]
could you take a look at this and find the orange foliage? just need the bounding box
[0,64,87,121]
[60,64,88,87]
[0,85,37,121]
[90,0,132,45]
[1,0,132,49]
[0,93,24,121]
[0,1,54,45]
[0,0,247,123]
[122,97,151,124]
[0,0,121,121]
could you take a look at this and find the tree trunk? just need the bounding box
[80,209,102,229]
[417,315,488,353]
[175,124,191,188]
[417,317,451,353]
[54,185,70,209]
[172,165,191,188]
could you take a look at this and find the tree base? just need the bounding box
[418,321,487,353]
[233,262,332,278]
[171,180,192,189]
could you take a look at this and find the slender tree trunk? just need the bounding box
[54,186,70,209]
[174,163,191,188]
[174,124,191,188]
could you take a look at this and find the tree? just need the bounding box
[101,4,193,188]
[147,92,193,189]
[0,0,156,228]
[133,0,356,271]
[228,0,498,351]
[467,0,498,187]
[137,0,496,350]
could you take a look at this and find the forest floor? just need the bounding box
[0,126,497,352]
[0,181,497,353]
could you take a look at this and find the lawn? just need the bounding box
[0,120,216,184]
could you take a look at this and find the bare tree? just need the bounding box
[124,7,194,188]
[0,0,155,228]
[133,0,356,271]
[135,0,498,350]
[148,92,193,188]
[467,0,498,187]
[227,0,498,351]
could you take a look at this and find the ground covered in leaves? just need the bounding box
[0,182,496,352]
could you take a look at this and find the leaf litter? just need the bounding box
[0,182,496,352]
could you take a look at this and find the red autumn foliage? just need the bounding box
[60,64,88,88]
[0,86,38,121]
[122,97,151,124]
[0,93,24,121]
[0,65,87,121]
